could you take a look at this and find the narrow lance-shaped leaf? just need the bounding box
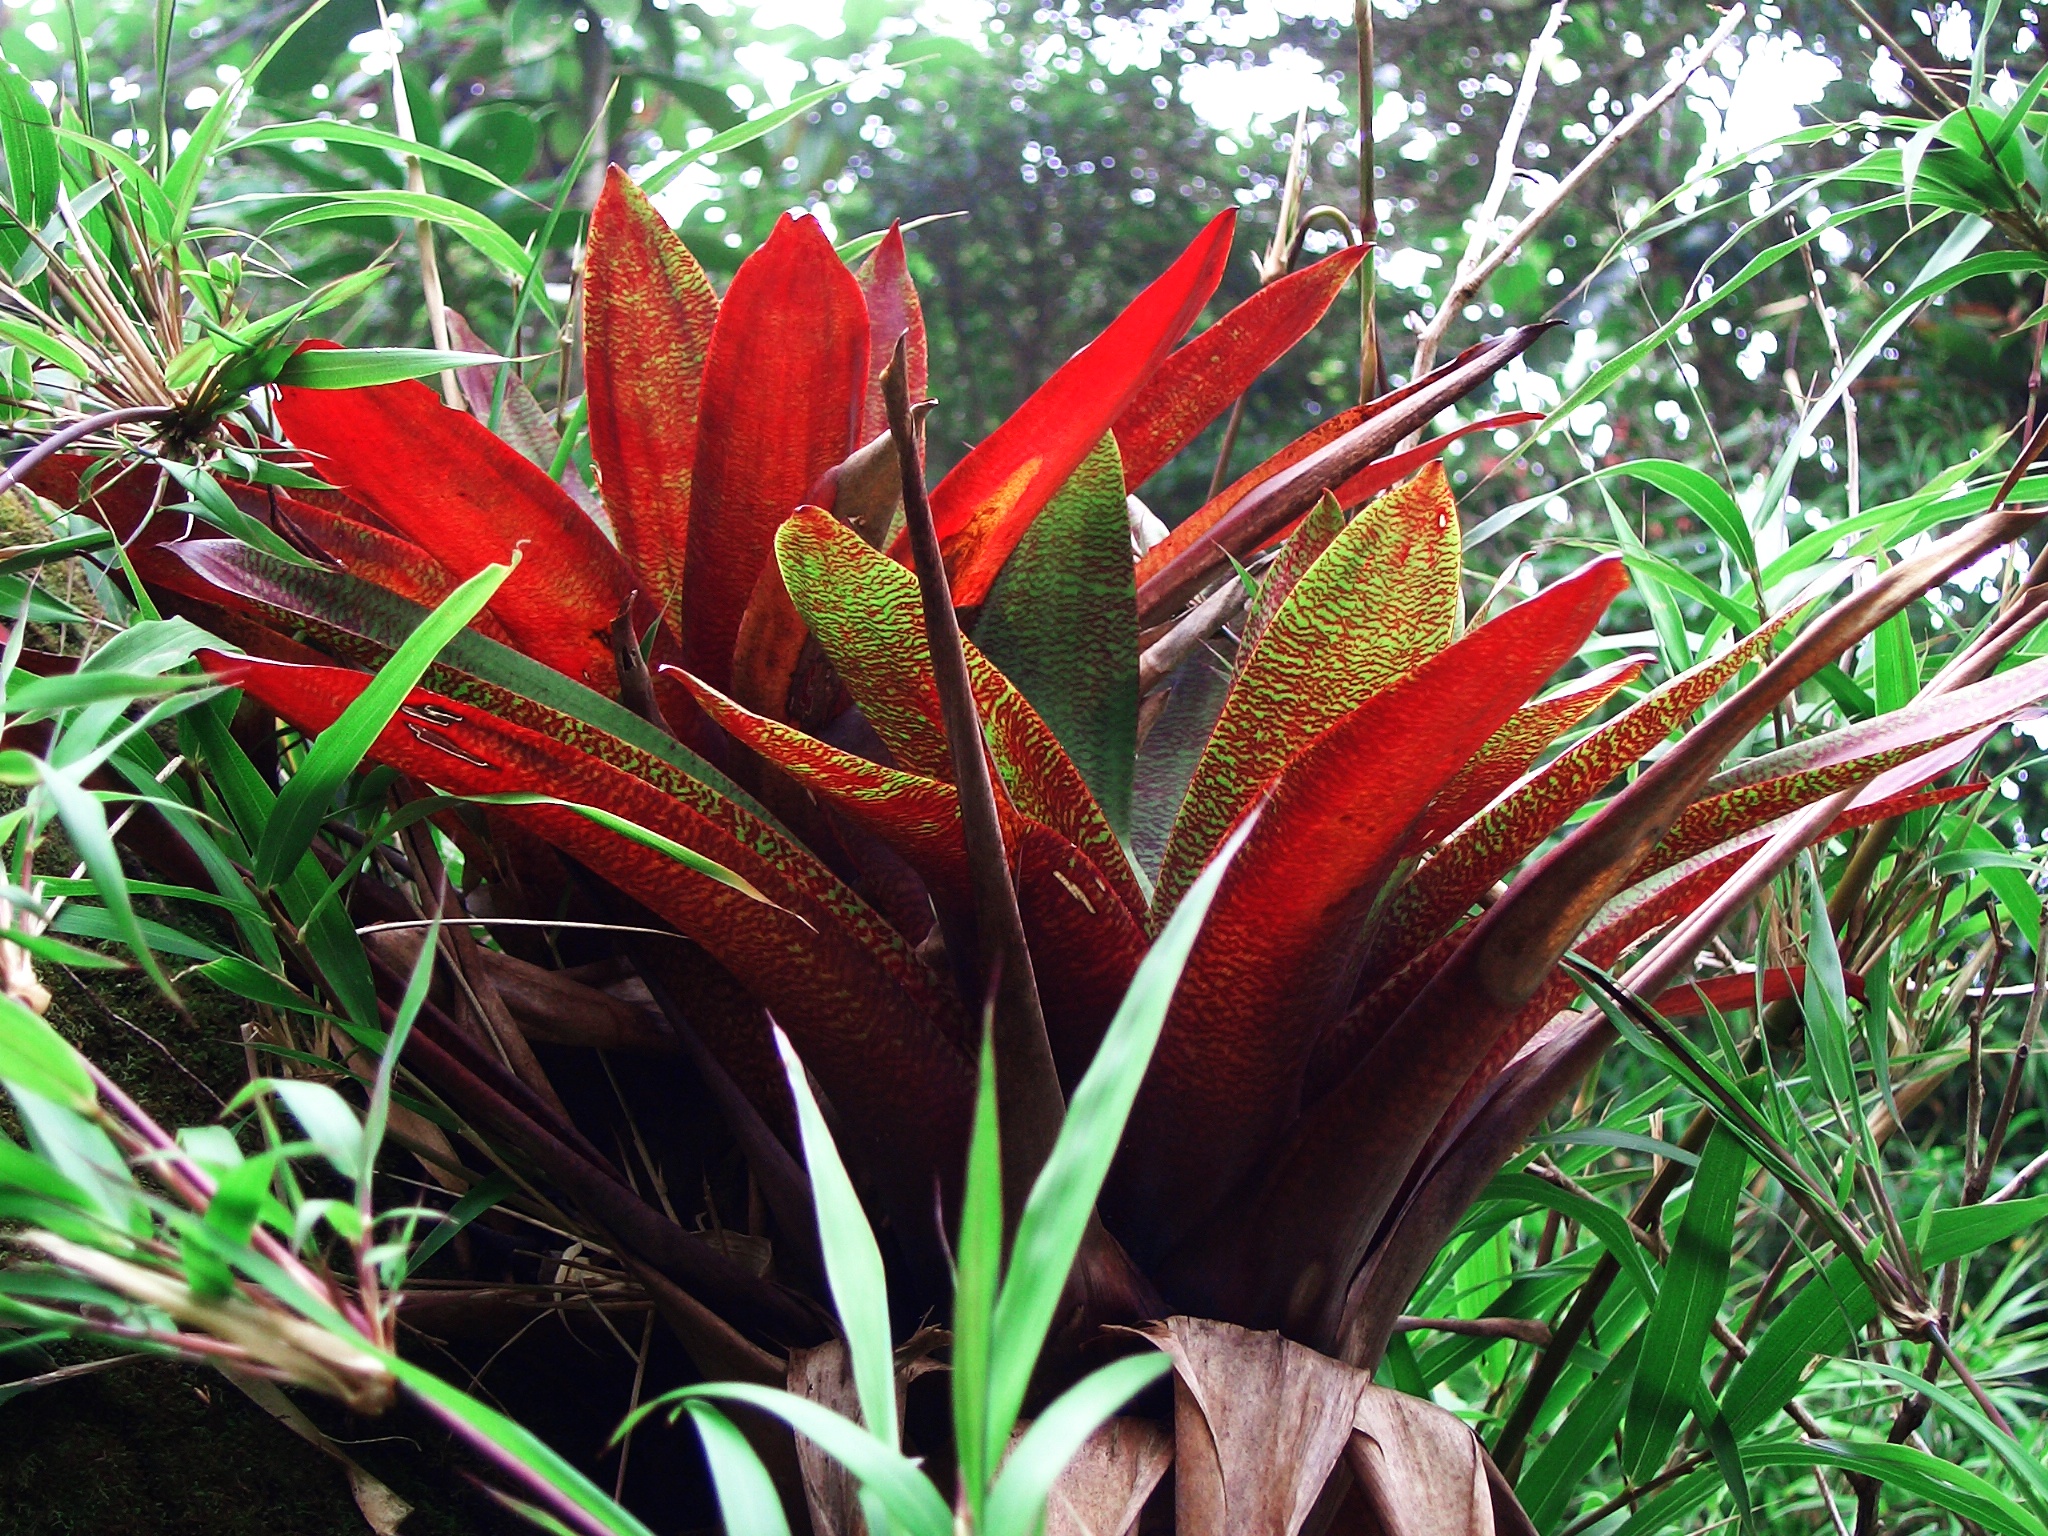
[934,210,1236,607]
[253,559,513,888]
[1623,1125,1746,1480]
[774,1024,898,1451]
[1110,243,1366,491]
[681,212,869,691]
[985,816,1256,1457]
[585,165,720,632]
[973,435,1140,838]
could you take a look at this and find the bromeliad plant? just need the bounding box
[28,158,2048,1527]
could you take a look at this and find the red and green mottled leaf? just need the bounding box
[681,672,1148,1086]
[1104,557,1627,1261]
[276,493,518,647]
[585,165,720,633]
[972,435,1140,838]
[1152,463,1464,917]
[1319,415,1542,529]
[163,535,790,829]
[1237,491,1345,671]
[1365,611,1800,982]
[855,223,927,447]
[1133,326,1550,623]
[1404,655,1648,855]
[934,210,1236,607]
[774,508,1143,916]
[1653,968,1861,1019]
[1639,654,2048,879]
[275,351,631,691]
[681,213,869,690]
[203,651,974,1220]
[1111,244,1366,491]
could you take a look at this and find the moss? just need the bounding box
[0,1346,523,1536]
[9,930,531,1534]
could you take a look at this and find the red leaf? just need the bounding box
[1652,967,1865,1018]
[1106,557,1627,1261]
[1364,613,1797,987]
[203,651,974,1218]
[1402,654,1648,855]
[275,347,631,690]
[681,213,870,691]
[933,209,1236,607]
[855,224,927,447]
[1133,327,1550,623]
[585,165,721,633]
[1112,244,1366,492]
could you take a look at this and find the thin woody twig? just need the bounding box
[1356,0,1378,400]
[1409,6,1746,384]
[883,336,1066,1195]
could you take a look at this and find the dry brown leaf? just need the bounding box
[1035,1416,1171,1536]
[788,1340,870,1536]
[1147,1316,1369,1536]
[1148,1317,1533,1536]
[1347,1383,1532,1536]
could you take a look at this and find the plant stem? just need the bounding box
[1355,0,1377,402]
[881,336,1066,1197]
[0,406,176,500]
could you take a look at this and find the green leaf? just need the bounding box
[1520,1330,1643,1528]
[159,461,305,564]
[1874,609,1920,716]
[975,434,1140,838]
[188,1153,279,1299]
[193,955,317,1012]
[982,1352,1172,1536]
[985,816,1252,1462]
[683,1403,793,1536]
[4,669,212,717]
[35,762,175,997]
[229,189,534,276]
[272,347,504,390]
[0,315,89,378]
[0,927,124,972]
[773,1027,898,1450]
[1743,1438,2045,1536]
[0,53,60,271]
[1487,1171,1662,1309]
[1591,459,1757,572]
[1624,1126,1746,1480]
[1800,857,1860,1130]
[265,1079,364,1183]
[640,83,845,196]
[226,118,520,191]
[253,559,511,889]
[0,992,91,1111]
[953,1020,1003,1518]
[646,1384,948,1536]
[461,794,779,909]
[1919,1194,2048,1268]
[405,1172,515,1278]
[388,1355,659,1536]
[1856,1360,2048,1525]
